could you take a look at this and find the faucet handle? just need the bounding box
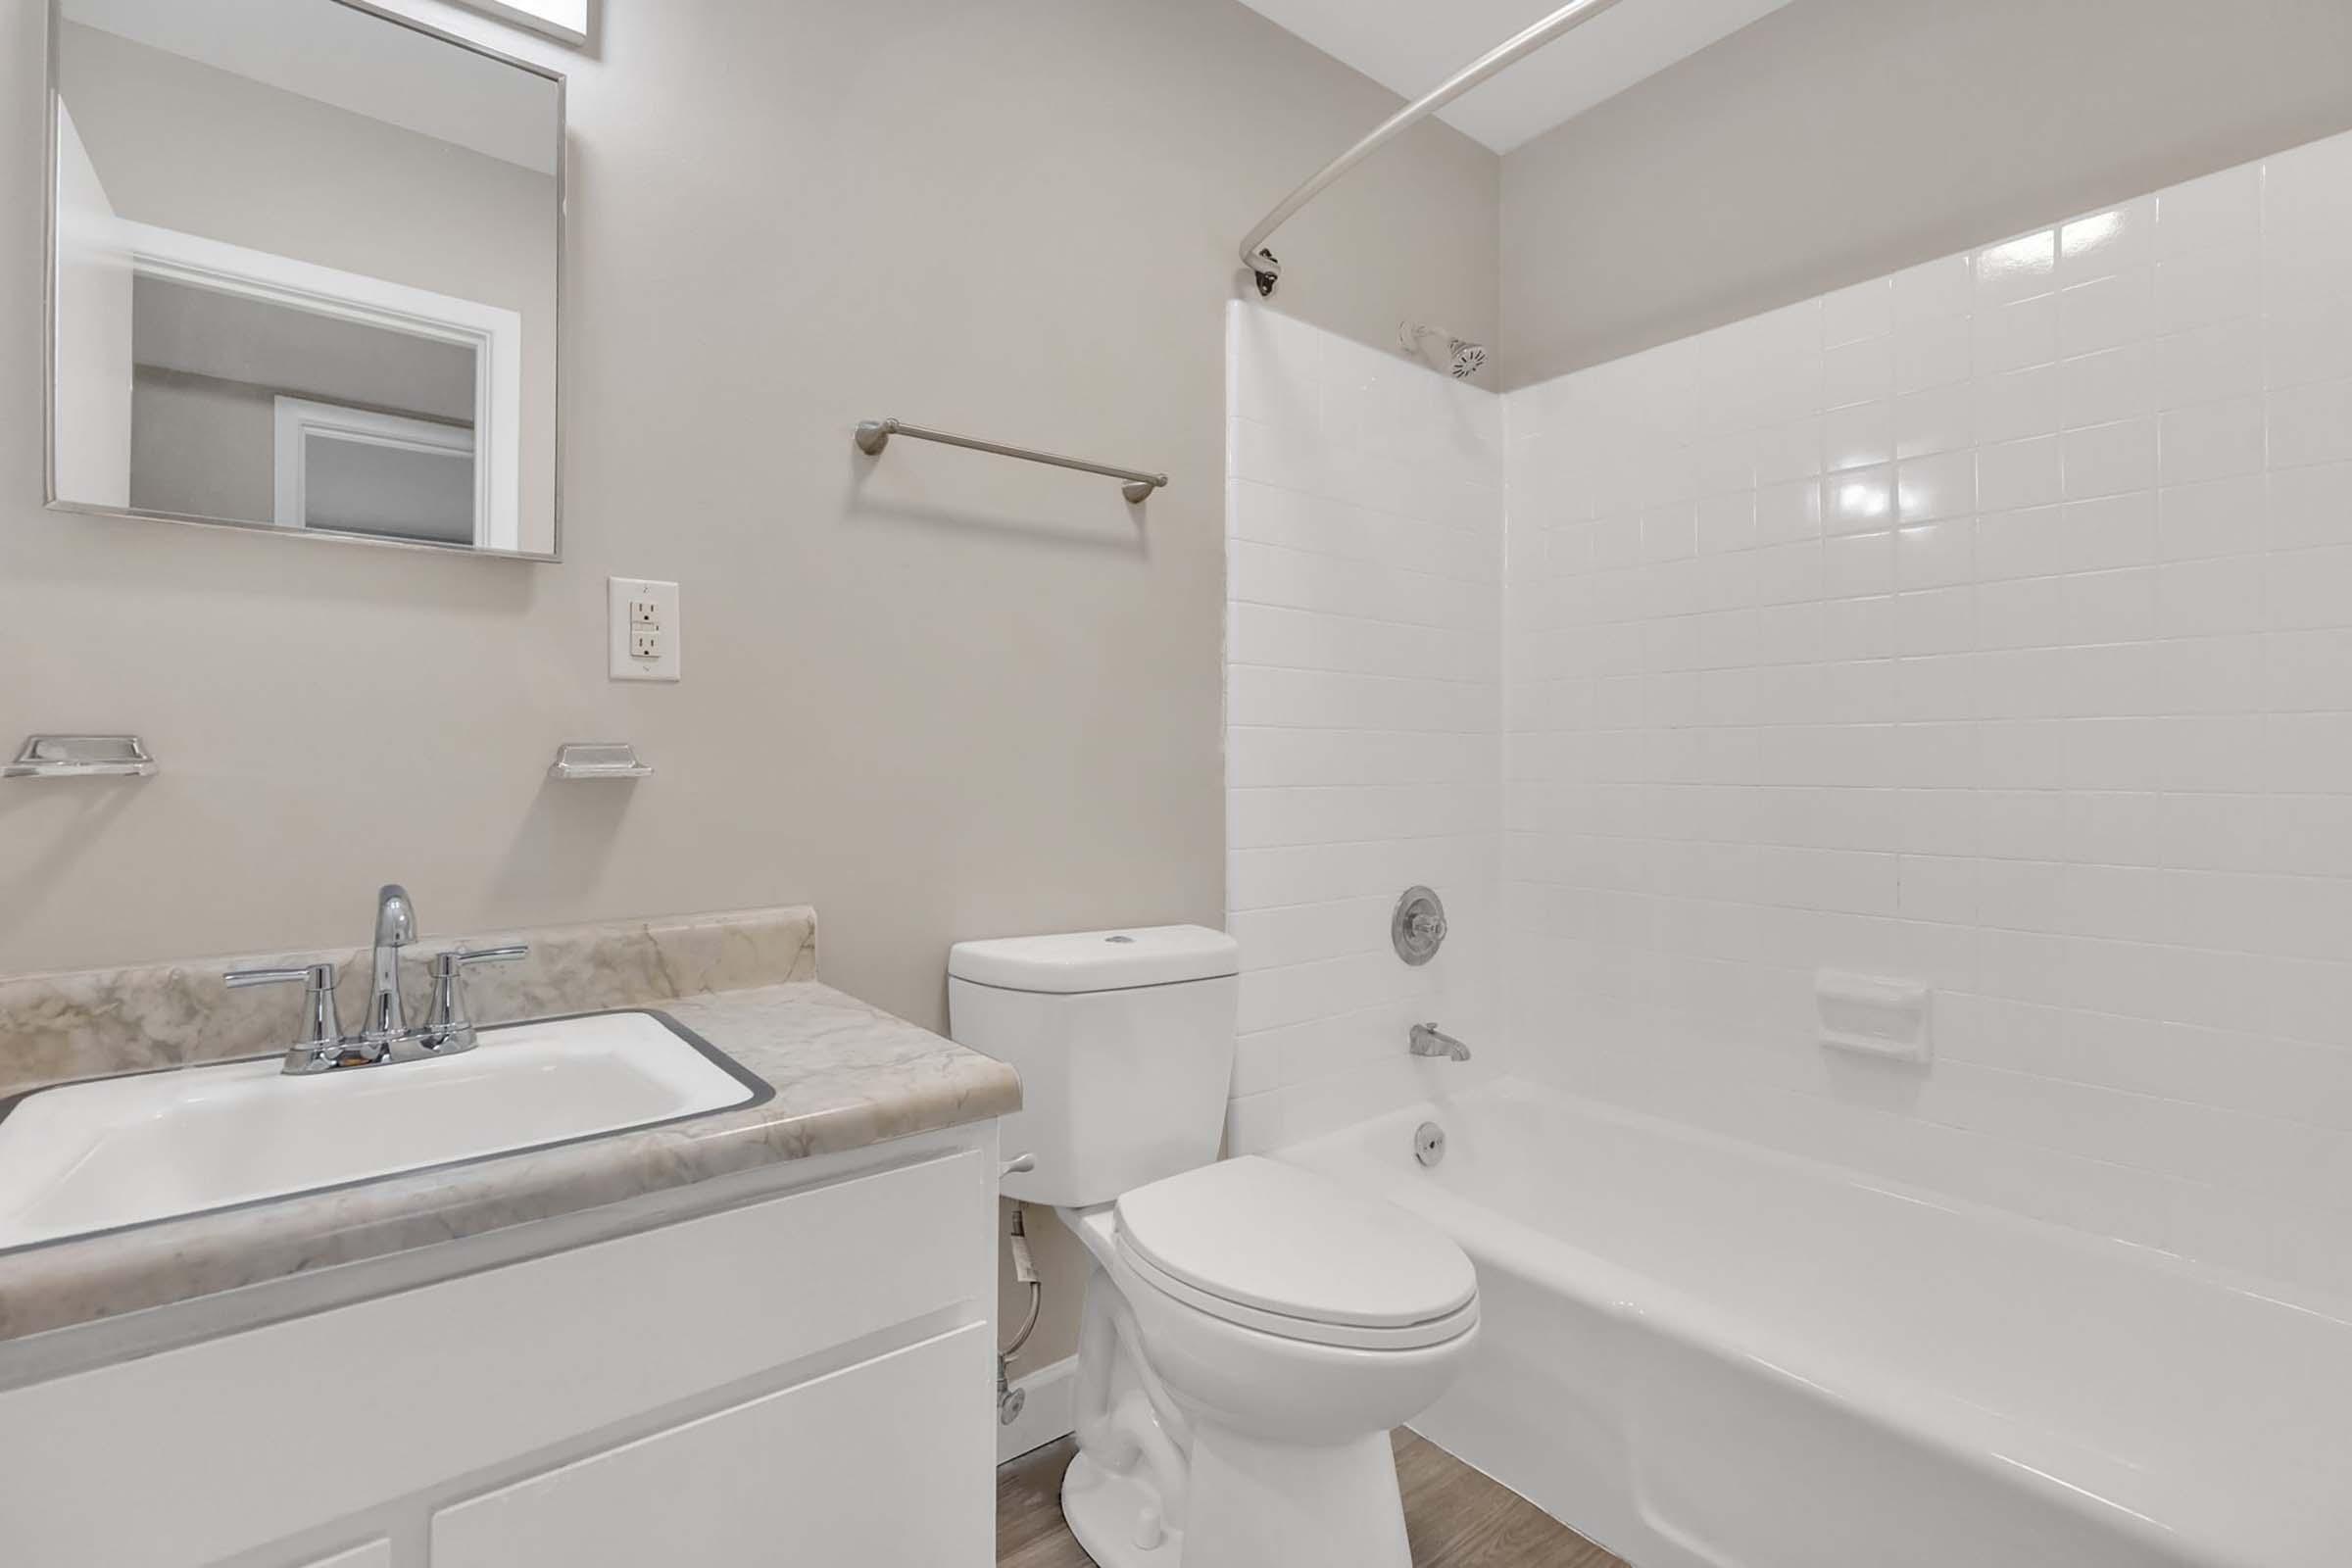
[224,960,336,994]
[225,962,355,1075]
[421,945,529,1055]
[429,945,529,979]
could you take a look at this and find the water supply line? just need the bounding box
[997,1202,1045,1427]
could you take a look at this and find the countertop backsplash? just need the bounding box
[0,906,818,1102]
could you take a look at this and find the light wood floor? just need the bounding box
[999,1429,1627,1568]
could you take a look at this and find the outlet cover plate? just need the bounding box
[609,577,680,682]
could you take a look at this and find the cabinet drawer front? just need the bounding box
[432,1322,994,1567]
[0,1148,992,1568]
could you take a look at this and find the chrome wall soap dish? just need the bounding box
[5,735,159,779]
[549,742,653,780]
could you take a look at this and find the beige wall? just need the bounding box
[3,0,1496,1378]
[1499,0,2352,386]
[3,0,1496,1003]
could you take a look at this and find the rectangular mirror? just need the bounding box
[45,0,564,560]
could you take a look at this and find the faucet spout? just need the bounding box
[367,884,417,1040]
[374,883,416,947]
[1409,1022,1472,1061]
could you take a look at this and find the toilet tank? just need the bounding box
[949,926,1240,1207]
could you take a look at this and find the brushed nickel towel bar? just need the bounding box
[1238,0,1631,297]
[854,418,1168,504]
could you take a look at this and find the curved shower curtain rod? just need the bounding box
[1238,0,1632,297]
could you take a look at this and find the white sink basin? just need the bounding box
[0,1011,763,1250]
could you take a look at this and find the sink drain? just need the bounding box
[1414,1121,1446,1167]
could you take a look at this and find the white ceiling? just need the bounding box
[1237,0,1795,154]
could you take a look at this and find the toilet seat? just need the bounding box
[1115,1237,1480,1349]
[1112,1157,1479,1351]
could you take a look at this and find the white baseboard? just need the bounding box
[997,1355,1078,1464]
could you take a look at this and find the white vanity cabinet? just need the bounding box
[428,1323,986,1564]
[0,1129,1000,1568]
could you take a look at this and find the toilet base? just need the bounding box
[1062,1448,1186,1567]
[1183,1422,1411,1568]
[1062,1421,1411,1568]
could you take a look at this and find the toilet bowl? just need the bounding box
[948,926,1481,1568]
[1056,1159,1479,1568]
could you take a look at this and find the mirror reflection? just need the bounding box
[48,0,563,557]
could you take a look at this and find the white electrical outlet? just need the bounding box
[609,577,680,682]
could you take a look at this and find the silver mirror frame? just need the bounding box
[40,0,568,563]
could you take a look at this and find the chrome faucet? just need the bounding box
[226,885,527,1075]
[365,884,418,1044]
[1409,1022,1473,1061]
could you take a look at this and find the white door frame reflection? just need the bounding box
[58,207,523,553]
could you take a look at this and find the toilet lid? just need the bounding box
[1113,1157,1477,1335]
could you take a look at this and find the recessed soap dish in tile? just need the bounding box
[550,742,653,780]
[1817,969,1931,1064]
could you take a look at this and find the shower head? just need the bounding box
[1401,321,1488,380]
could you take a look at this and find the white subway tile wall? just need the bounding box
[1223,304,1505,1155]
[1504,131,2352,1301]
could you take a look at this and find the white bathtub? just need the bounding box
[1283,1078,2352,1568]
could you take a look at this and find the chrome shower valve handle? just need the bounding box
[1392,885,1448,965]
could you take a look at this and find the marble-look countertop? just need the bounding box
[0,906,824,1101]
[0,982,1021,1347]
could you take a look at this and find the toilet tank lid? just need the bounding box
[949,925,1239,994]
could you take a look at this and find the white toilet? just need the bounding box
[950,925,1480,1568]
